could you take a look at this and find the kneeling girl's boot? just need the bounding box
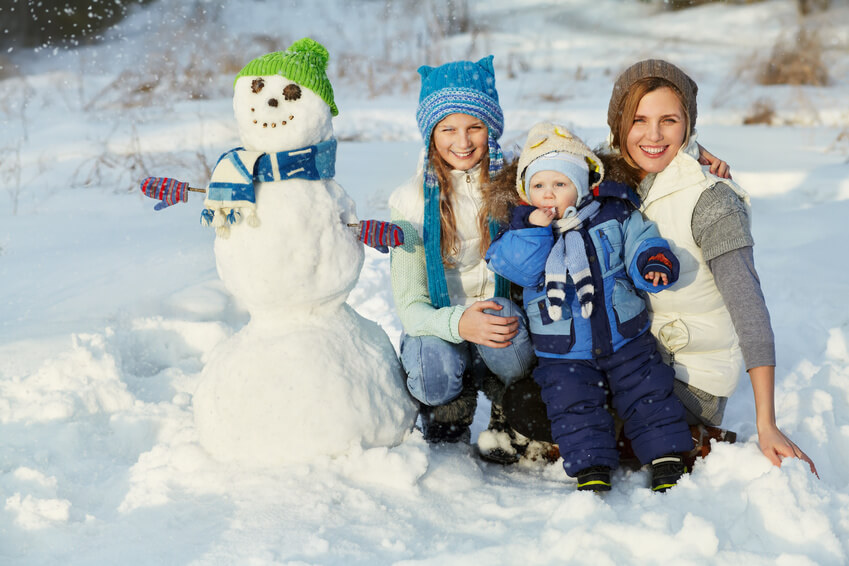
[419,375,477,444]
[477,402,521,464]
[476,375,522,464]
[651,454,687,492]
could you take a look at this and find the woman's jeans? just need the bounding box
[400,297,536,407]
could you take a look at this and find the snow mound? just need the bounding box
[193,305,416,466]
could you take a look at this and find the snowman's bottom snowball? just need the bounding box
[193,306,417,466]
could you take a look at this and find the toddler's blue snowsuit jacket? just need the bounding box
[485,183,693,474]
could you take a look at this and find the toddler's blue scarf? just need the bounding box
[545,200,601,320]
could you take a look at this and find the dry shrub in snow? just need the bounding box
[743,97,777,125]
[797,0,831,15]
[759,29,829,86]
[653,0,765,10]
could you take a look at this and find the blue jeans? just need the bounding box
[400,297,536,406]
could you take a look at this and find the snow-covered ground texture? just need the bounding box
[2,0,849,564]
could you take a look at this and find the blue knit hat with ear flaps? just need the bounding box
[415,56,507,308]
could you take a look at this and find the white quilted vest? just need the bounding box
[640,141,751,397]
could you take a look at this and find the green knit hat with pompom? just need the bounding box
[234,37,338,116]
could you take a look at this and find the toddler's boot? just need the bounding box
[576,466,612,492]
[651,454,687,492]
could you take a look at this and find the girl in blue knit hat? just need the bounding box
[388,56,537,457]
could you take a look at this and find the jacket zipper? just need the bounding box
[467,172,490,298]
[598,231,614,271]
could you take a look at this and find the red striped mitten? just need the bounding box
[140,177,189,210]
[357,220,404,253]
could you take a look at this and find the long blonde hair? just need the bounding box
[428,137,492,267]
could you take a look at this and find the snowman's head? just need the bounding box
[232,39,338,153]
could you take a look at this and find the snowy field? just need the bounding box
[2,0,849,564]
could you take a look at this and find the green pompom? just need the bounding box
[288,37,328,71]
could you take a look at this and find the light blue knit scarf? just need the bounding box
[423,137,507,308]
[545,200,601,320]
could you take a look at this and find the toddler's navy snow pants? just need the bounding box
[534,332,692,477]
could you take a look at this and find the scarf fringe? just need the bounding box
[200,205,258,239]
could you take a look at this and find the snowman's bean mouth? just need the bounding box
[257,115,295,128]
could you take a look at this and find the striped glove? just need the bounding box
[356,220,404,253]
[140,177,189,210]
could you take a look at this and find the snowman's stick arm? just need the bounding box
[139,176,207,210]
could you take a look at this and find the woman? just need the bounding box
[505,59,816,474]
[606,59,815,473]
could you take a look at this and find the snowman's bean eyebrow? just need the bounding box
[251,78,265,94]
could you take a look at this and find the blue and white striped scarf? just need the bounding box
[201,139,337,236]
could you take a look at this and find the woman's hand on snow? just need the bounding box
[458,300,519,348]
[757,422,819,478]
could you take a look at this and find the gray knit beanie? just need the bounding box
[607,59,698,137]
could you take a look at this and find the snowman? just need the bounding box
[183,38,416,466]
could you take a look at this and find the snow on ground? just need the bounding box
[1,0,849,564]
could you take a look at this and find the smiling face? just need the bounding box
[624,86,688,178]
[233,74,333,152]
[431,113,489,171]
[527,170,578,219]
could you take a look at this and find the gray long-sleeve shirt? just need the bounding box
[692,183,776,369]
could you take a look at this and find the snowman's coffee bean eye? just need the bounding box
[283,84,301,101]
[251,78,265,94]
